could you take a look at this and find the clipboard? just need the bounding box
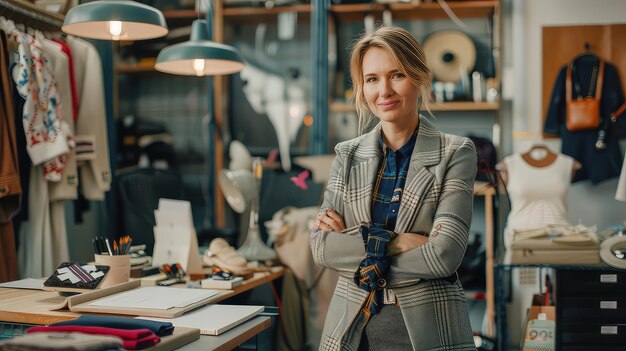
[55,280,230,318]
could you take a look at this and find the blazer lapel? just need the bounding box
[395,116,441,234]
[347,125,382,226]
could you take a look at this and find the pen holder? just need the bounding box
[94,254,131,288]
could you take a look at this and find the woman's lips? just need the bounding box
[378,100,399,110]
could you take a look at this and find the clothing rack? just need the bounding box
[0,0,64,31]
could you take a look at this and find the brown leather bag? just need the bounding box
[565,58,604,131]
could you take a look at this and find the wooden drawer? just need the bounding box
[559,295,626,323]
[557,270,626,294]
[559,323,626,346]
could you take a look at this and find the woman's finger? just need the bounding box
[325,210,346,231]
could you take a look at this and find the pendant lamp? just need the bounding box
[155,19,244,76]
[62,1,168,41]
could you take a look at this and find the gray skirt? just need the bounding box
[358,305,412,350]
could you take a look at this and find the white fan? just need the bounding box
[219,158,276,261]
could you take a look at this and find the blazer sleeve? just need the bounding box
[310,152,366,278]
[387,138,477,285]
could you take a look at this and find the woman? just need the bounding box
[311,26,476,350]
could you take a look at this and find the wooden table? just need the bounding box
[0,266,284,350]
[176,316,272,351]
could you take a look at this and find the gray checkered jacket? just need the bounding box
[311,116,477,351]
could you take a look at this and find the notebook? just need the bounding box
[201,276,243,289]
[138,305,264,335]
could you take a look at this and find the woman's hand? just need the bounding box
[386,233,429,256]
[314,209,346,233]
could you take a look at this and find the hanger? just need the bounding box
[570,42,599,64]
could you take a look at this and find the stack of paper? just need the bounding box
[138,305,264,335]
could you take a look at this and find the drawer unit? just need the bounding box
[556,268,626,350]
[557,270,626,293]
[559,323,626,346]
[559,295,626,323]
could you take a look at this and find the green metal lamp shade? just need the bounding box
[62,1,168,41]
[155,20,244,76]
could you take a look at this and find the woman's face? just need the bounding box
[362,47,420,126]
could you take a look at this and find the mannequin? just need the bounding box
[496,144,581,185]
[497,143,581,248]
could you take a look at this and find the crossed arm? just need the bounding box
[310,140,477,285]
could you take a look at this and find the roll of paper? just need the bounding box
[599,235,626,269]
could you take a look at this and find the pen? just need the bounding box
[92,238,99,254]
[105,238,113,256]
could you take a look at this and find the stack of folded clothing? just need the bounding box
[0,332,123,351]
[508,224,601,265]
[25,315,174,350]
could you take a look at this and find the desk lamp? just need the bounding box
[219,158,276,261]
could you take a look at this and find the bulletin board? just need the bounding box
[542,24,626,135]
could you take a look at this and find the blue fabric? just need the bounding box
[370,131,417,230]
[354,225,397,318]
[51,315,174,336]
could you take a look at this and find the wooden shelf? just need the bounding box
[163,5,311,23]
[331,1,497,21]
[224,4,311,17]
[330,101,499,113]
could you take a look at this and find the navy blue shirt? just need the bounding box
[371,129,418,231]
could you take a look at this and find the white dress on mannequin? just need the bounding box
[503,153,574,248]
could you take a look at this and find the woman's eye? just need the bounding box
[366,77,377,83]
[392,72,405,79]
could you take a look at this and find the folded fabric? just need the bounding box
[354,224,397,317]
[27,326,159,350]
[50,315,174,336]
[0,331,123,351]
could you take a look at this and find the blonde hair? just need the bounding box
[349,26,432,135]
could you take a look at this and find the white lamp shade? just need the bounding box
[62,1,168,41]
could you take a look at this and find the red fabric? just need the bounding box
[27,325,160,350]
[51,38,79,121]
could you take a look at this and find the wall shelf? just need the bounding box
[329,101,500,113]
[163,5,311,23]
[330,1,497,21]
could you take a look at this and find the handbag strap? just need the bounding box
[610,101,626,122]
[566,57,604,102]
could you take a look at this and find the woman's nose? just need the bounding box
[379,79,394,97]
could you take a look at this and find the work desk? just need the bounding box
[0,266,284,350]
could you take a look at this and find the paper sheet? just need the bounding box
[88,287,220,310]
[0,278,45,290]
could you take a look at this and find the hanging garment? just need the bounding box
[0,31,20,282]
[8,28,71,181]
[503,153,574,248]
[66,36,110,201]
[42,36,78,201]
[544,55,625,184]
[18,165,54,278]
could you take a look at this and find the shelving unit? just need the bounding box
[330,101,500,113]
[330,0,497,21]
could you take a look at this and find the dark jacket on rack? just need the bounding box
[544,55,625,184]
[0,32,21,282]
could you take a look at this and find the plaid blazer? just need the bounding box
[311,116,477,351]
